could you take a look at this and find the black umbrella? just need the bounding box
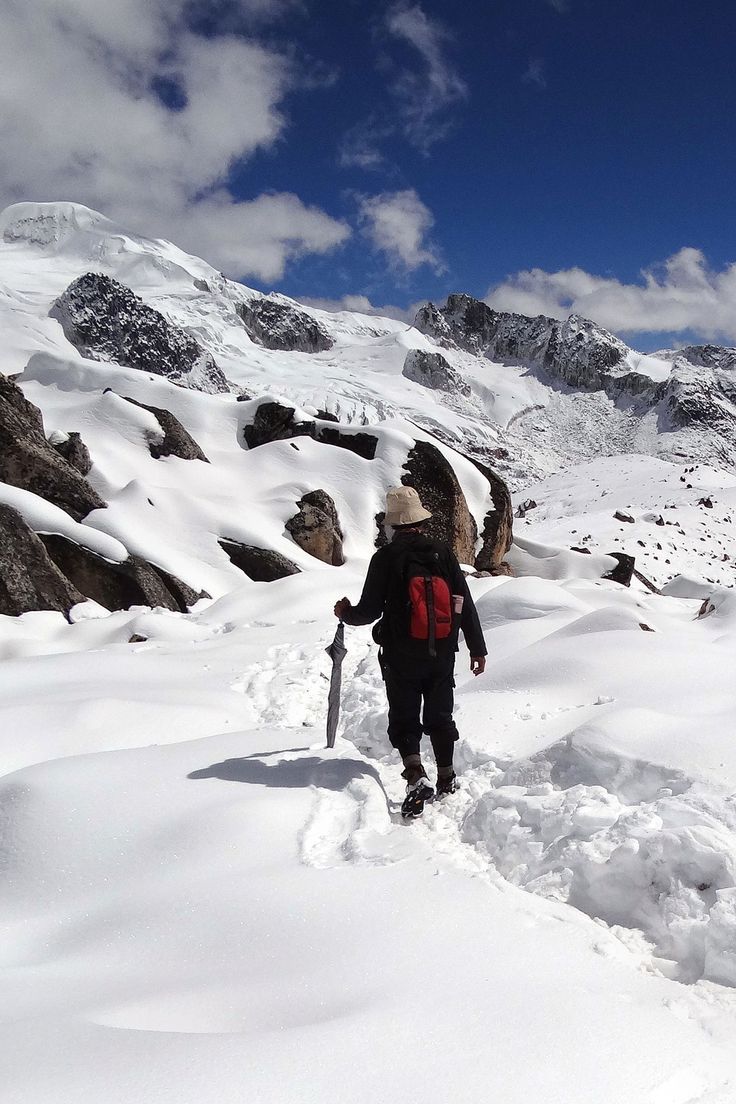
[325,620,347,748]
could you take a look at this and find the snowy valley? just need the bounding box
[2,202,736,1103]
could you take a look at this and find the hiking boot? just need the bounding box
[435,772,457,797]
[401,776,435,819]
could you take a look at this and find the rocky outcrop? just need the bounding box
[0,372,106,521]
[470,456,514,572]
[51,273,229,394]
[49,431,93,475]
[243,400,378,459]
[219,540,301,582]
[286,490,344,566]
[401,441,478,565]
[0,504,84,617]
[661,360,736,432]
[414,294,652,400]
[603,552,636,587]
[238,296,333,353]
[402,349,470,396]
[39,534,202,612]
[119,395,209,462]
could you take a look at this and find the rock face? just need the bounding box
[40,535,202,612]
[470,457,514,572]
[119,395,209,462]
[286,490,344,566]
[238,296,333,353]
[243,400,378,459]
[0,372,106,521]
[661,360,736,433]
[402,349,471,396]
[0,504,84,617]
[414,293,651,399]
[401,441,478,565]
[51,273,230,394]
[50,431,93,475]
[219,540,301,582]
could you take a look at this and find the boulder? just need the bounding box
[51,273,229,394]
[119,395,209,462]
[470,457,514,572]
[0,372,106,521]
[243,400,377,459]
[49,430,93,475]
[401,440,477,565]
[40,534,202,612]
[238,296,333,353]
[603,552,636,587]
[402,349,470,396]
[0,504,84,616]
[286,490,344,566]
[219,540,301,582]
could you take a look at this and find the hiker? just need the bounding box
[334,486,487,819]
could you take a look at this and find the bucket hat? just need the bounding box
[385,486,432,527]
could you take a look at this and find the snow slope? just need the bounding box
[2,202,736,1102]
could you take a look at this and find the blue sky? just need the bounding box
[2,0,735,345]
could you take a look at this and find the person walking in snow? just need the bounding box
[334,486,487,819]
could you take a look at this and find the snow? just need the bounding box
[2,202,736,1102]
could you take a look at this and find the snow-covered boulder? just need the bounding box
[51,273,230,394]
[117,394,209,462]
[402,348,471,396]
[49,430,93,475]
[0,371,105,521]
[219,540,301,582]
[0,503,84,616]
[286,490,344,567]
[238,295,333,353]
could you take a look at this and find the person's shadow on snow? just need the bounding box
[188,750,384,794]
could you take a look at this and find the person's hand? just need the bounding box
[334,597,351,619]
[470,655,486,676]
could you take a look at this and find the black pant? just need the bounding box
[383,660,458,768]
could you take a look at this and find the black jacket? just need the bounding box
[342,531,487,666]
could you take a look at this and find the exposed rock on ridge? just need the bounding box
[52,273,230,394]
[238,296,333,353]
[402,349,471,396]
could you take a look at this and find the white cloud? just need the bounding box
[486,249,736,342]
[0,0,349,279]
[297,294,420,323]
[523,59,547,89]
[357,190,442,273]
[385,2,468,151]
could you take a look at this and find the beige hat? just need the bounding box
[385,486,432,527]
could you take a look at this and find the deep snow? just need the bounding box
[2,203,736,1103]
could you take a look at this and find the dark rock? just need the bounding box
[316,409,339,423]
[414,293,650,400]
[238,296,333,353]
[51,273,229,394]
[0,371,106,521]
[128,633,148,643]
[193,278,210,292]
[639,622,655,632]
[655,516,665,526]
[571,546,592,554]
[633,569,660,594]
[468,456,514,572]
[489,561,514,577]
[286,490,344,566]
[515,498,538,519]
[614,510,635,523]
[603,552,635,587]
[219,540,300,582]
[40,534,198,612]
[402,349,471,396]
[698,496,714,508]
[0,504,84,617]
[119,395,209,462]
[50,431,93,476]
[243,400,377,459]
[401,441,478,565]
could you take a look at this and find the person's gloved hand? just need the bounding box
[334,597,351,619]
[470,655,486,676]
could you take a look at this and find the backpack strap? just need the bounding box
[424,573,437,658]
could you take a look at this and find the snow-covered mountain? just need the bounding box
[2,201,736,1104]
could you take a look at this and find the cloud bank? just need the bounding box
[487,248,736,342]
[0,0,348,279]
